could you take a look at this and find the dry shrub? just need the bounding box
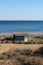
[0,47,43,65]
[33,47,43,56]
[0,54,7,60]
[17,56,43,65]
[20,49,32,55]
[29,57,42,65]
[16,55,26,63]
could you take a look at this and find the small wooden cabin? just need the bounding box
[13,32,28,42]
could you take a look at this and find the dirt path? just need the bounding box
[0,44,43,53]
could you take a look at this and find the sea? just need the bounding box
[0,20,43,33]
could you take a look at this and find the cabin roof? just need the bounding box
[13,32,28,36]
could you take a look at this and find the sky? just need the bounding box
[0,0,43,20]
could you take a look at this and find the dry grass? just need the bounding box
[0,45,43,65]
[0,56,43,65]
[17,56,43,65]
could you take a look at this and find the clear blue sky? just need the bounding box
[0,0,43,20]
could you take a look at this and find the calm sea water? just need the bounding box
[0,21,43,33]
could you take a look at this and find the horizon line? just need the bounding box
[0,20,43,21]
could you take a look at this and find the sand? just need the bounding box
[0,44,43,54]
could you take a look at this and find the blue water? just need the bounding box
[0,21,43,33]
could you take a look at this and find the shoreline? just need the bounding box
[0,32,43,34]
[0,32,43,44]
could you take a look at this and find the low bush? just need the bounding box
[0,54,7,60]
[20,49,32,55]
[33,47,43,56]
[17,56,43,65]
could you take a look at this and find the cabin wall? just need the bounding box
[24,36,28,42]
[13,35,24,41]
